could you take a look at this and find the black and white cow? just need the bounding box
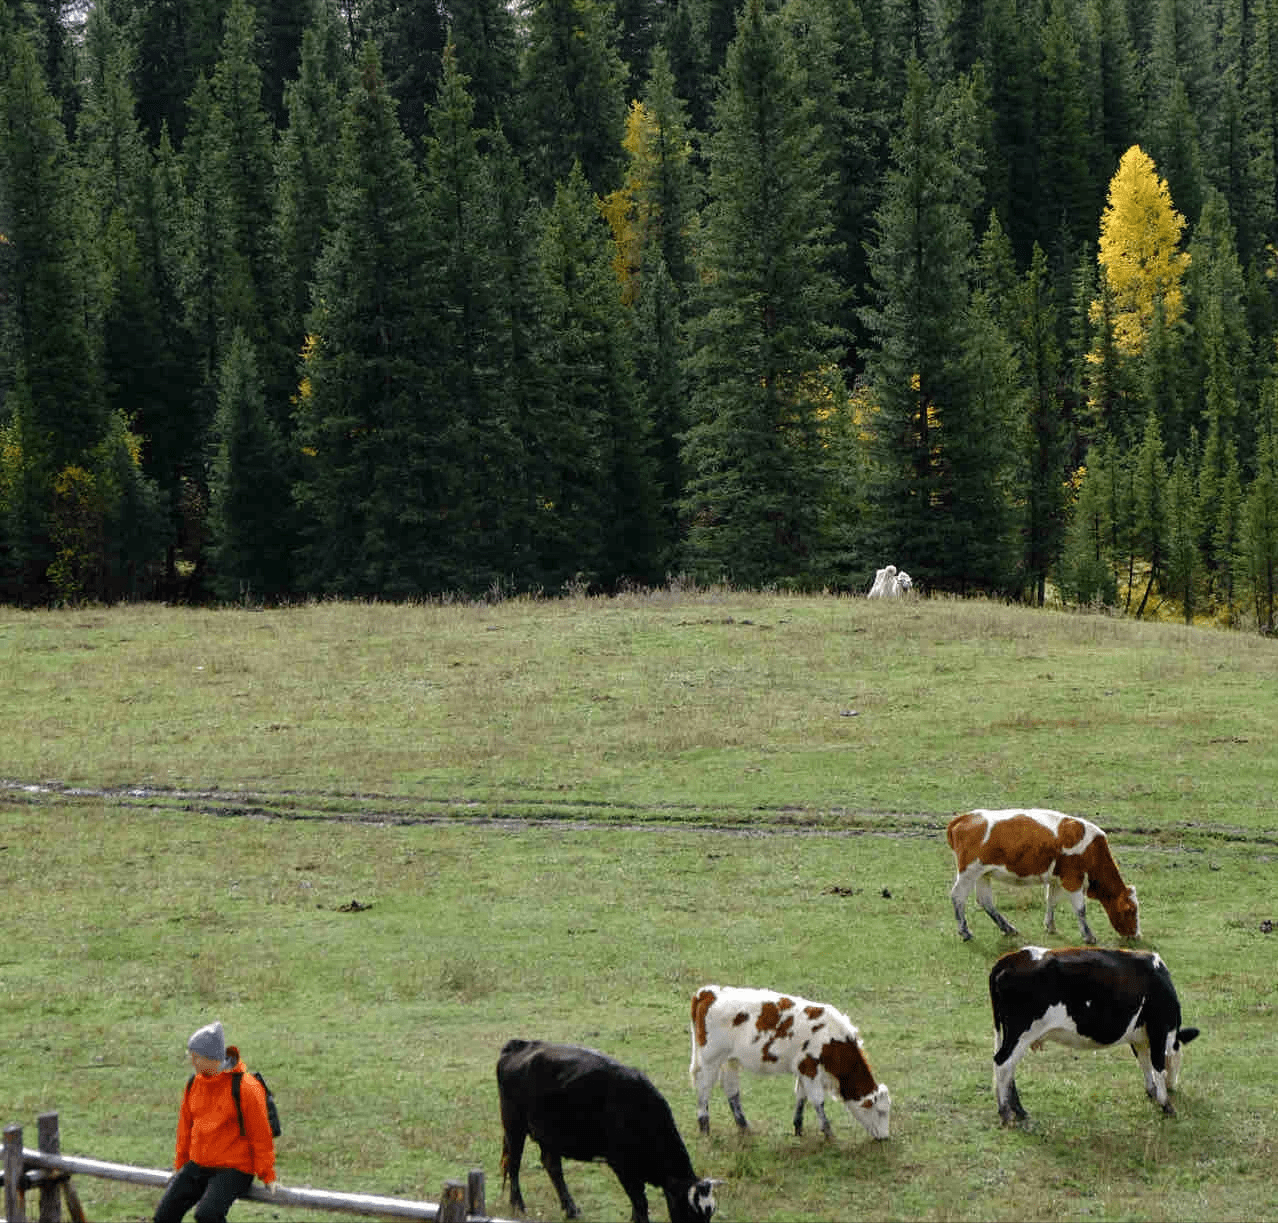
[497,1039,717,1223]
[988,946,1200,1125]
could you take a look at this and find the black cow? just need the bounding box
[497,1039,717,1223]
[989,946,1200,1124]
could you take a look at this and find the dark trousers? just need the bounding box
[153,1162,253,1223]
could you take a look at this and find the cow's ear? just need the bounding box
[1178,1027,1200,1045]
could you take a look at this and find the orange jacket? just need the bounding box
[175,1048,276,1184]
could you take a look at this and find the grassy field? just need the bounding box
[2,591,1276,1222]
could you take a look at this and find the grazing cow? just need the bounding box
[867,565,913,598]
[496,1039,717,1223]
[947,808,1140,944]
[689,985,890,1141]
[989,946,1200,1124]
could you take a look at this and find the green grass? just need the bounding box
[2,592,1277,1222]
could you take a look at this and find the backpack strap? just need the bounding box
[230,1070,247,1136]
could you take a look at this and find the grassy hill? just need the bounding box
[3,592,1275,1221]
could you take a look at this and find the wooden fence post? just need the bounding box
[466,1169,485,1217]
[37,1113,62,1223]
[437,1179,466,1223]
[4,1123,26,1223]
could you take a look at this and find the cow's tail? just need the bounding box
[688,988,715,1085]
[987,960,1010,1045]
[689,1014,701,1085]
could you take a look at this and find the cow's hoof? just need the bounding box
[698,1117,709,1135]
[959,929,973,942]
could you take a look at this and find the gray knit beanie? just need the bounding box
[187,1020,226,1063]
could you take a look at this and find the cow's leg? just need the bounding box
[540,1150,579,1219]
[1134,1031,1176,1114]
[1065,889,1097,944]
[694,1057,718,1134]
[1043,880,1058,934]
[950,871,976,940]
[993,1032,1032,1124]
[976,877,1020,936]
[615,1173,650,1223]
[792,1094,806,1136]
[501,1122,527,1214]
[720,1063,749,1129]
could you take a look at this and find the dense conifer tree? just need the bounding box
[207,328,292,599]
[130,0,230,145]
[661,0,740,135]
[358,0,447,151]
[779,0,878,367]
[603,48,702,572]
[536,163,658,587]
[861,57,1011,591]
[1014,243,1071,603]
[1239,423,1278,628]
[420,43,528,591]
[518,0,629,199]
[0,27,107,596]
[1163,448,1200,620]
[681,0,845,587]
[293,41,445,595]
[1058,441,1119,605]
[446,0,520,138]
[274,1,349,372]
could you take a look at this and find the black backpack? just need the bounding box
[185,1070,282,1138]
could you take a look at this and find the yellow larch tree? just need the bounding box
[1092,145,1190,357]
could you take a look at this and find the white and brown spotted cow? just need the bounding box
[689,986,890,1141]
[989,946,1199,1125]
[947,808,1139,944]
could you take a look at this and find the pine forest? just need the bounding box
[5,0,1278,629]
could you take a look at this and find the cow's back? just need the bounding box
[951,809,1098,879]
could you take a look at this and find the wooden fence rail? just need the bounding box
[4,1115,513,1223]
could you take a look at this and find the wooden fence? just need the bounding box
[3,1114,513,1223]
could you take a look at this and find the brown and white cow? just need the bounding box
[689,985,890,1141]
[947,808,1140,944]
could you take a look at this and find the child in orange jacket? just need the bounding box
[154,1021,277,1223]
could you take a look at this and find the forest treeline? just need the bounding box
[4,0,1278,626]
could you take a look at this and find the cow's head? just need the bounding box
[1107,885,1140,938]
[848,1082,891,1140]
[666,1176,718,1223]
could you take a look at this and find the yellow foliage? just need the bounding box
[1094,145,1189,356]
[600,101,658,304]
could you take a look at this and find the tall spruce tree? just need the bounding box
[861,57,1019,592]
[536,163,658,587]
[518,0,629,199]
[207,327,292,599]
[778,0,878,368]
[293,41,446,595]
[602,48,701,572]
[1239,423,1278,629]
[420,42,526,592]
[359,0,447,152]
[0,27,107,598]
[446,0,520,138]
[131,0,229,145]
[680,0,845,587]
[274,1,349,372]
[1132,410,1169,616]
[1015,243,1071,604]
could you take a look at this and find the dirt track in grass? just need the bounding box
[5,777,1277,849]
